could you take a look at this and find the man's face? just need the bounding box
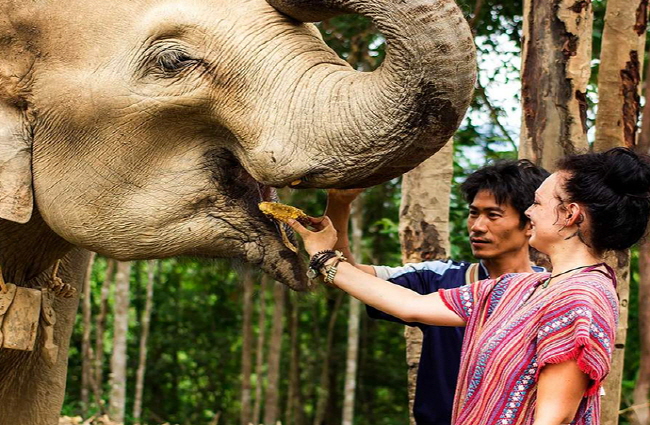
[467,190,532,259]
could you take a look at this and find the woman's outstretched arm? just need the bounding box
[289,216,465,327]
[328,260,465,326]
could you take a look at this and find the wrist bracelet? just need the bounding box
[322,251,347,285]
[323,263,339,285]
[308,250,337,280]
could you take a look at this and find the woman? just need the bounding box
[289,147,650,425]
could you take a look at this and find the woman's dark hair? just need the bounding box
[461,159,550,228]
[557,147,650,253]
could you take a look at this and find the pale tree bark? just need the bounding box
[635,229,650,425]
[313,291,345,425]
[133,260,156,425]
[263,281,286,425]
[240,267,254,425]
[81,251,97,417]
[108,261,132,424]
[252,275,268,425]
[342,197,364,425]
[601,252,631,425]
[594,0,648,149]
[519,0,592,167]
[593,1,648,423]
[284,291,304,425]
[94,258,116,411]
[630,41,650,425]
[399,141,453,425]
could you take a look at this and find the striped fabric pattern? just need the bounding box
[439,267,618,425]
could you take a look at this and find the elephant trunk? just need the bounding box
[263,0,476,188]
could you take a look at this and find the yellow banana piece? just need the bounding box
[258,202,309,225]
[259,202,310,253]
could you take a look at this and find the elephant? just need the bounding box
[0,0,476,423]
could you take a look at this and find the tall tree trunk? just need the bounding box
[94,258,116,412]
[252,275,268,425]
[284,291,304,425]
[593,1,648,423]
[631,39,650,425]
[81,251,97,417]
[635,234,650,425]
[313,291,345,425]
[108,261,132,423]
[594,0,648,149]
[519,0,592,167]
[263,281,286,425]
[601,251,632,425]
[399,141,453,425]
[241,268,255,425]
[342,198,364,425]
[133,260,156,425]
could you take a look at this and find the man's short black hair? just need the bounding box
[460,159,550,228]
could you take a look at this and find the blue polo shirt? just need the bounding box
[367,260,545,425]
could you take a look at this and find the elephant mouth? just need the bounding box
[206,149,310,291]
[249,182,311,290]
[257,187,302,254]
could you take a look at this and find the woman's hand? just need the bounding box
[288,216,338,256]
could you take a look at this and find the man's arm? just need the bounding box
[533,360,589,425]
[325,189,376,275]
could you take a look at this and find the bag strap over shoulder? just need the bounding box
[465,263,481,285]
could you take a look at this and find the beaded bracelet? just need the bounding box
[322,251,347,285]
[308,250,338,279]
[323,263,339,284]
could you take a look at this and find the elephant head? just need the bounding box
[0,0,476,289]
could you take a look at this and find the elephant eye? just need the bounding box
[153,47,199,76]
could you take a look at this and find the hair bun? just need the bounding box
[603,148,650,197]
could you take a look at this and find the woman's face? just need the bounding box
[524,172,568,253]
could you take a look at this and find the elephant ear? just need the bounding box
[0,100,33,224]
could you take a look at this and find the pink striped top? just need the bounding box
[439,266,618,425]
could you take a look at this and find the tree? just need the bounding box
[284,290,304,425]
[519,0,592,167]
[263,281,286,425]
[342,197,364,425]
[593,1,648,422]
[313,291,345,425]
[240,267,254,425]
[252,275,268,425]
[81,251,97,417]
[133,260,156,425]
[630,35,650,425]
[95,258,116,411]
[108,261,132,423]
[399,141,454,424]
[594,0,648,149]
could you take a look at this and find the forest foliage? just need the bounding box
[62,1,647,424]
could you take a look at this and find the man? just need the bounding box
[325,159,549,425]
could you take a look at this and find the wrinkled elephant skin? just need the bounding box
[0,0,476,423]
